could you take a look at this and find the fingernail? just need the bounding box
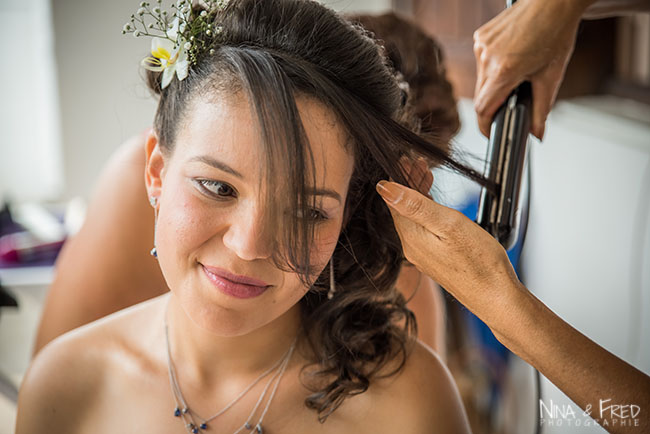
[376,181,403,205]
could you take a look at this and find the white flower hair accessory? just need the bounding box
[123,0,229,89]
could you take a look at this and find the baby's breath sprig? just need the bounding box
[182,8,226,65]
[123,0,229,88]
[122,1,172,42]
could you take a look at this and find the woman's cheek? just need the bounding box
[311,225,341,263]
[160,184,218,257]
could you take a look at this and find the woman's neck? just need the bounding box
[164,293,302,386]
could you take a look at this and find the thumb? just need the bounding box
[375,181,442,229]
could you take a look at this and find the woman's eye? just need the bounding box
[297,208,328,222]
[195,180,236,198]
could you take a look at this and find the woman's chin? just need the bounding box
[180,293,259,336]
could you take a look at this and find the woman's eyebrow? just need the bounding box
[307,188,341,204]
[188,155,243,179]
[189,155,341,203]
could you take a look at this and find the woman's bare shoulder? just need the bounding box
[17,325,105,433]
[16,295,166,434]
[338,340,471,433]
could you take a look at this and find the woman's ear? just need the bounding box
[145,130,166,199]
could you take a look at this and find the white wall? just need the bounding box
[0,0,63,202]
[52,0,157,201]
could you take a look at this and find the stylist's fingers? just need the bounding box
[473,14,503,100]
[473,13,524,138]
[375,180,446,237]
[473,0,580,139]
[530,79,551,141]
[375,181,449,279]
[473,44,486,106]
[376,180,520,315]
[475,71,519,138]
[530,60,565,140]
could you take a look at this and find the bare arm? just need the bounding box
[33,131,167,355]
[495,281,649,432]
[376,179,650,432]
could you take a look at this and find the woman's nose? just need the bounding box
[222,203,274,261]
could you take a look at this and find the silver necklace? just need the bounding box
[164,317,296,433]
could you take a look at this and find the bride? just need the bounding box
[17,0,479,432]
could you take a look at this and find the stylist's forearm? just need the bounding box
[492,282,650,433]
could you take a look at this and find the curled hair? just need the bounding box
[145,0,491,422]
[350,13,461,152]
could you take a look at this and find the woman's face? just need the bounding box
[146,93,355,336]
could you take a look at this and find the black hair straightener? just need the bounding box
[476,0,532,250]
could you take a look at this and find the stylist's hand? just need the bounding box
[377,174,521,323]
[379,163,650,434]
[473,0,591,140]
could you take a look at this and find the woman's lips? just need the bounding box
[201,265,271,299]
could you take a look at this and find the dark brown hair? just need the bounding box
[145,0,489,422]
[350,13,460,152]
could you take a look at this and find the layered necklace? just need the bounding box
[164,316,296,433]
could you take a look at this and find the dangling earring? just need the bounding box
[149,196,158,258]
[327,258,336,300]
